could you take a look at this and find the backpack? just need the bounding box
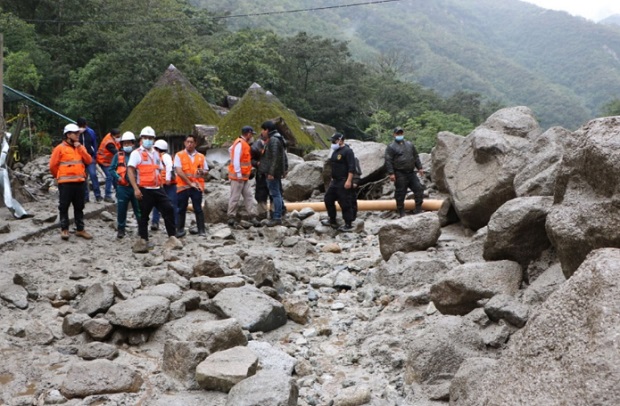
[352,156,362,186]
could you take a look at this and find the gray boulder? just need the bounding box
[196,346,259,392]
[346,139,388,183]
[378,213,441,261]
[483,294,530,328]
[546,117,620,278]
[0,280,28,309]
[211,285,287,332]
[106,295,170,329]
[225,370,298,406]
[282,161,324,201]
[444,106,541,230]
[483,196,553,266]
[82,318,113,340]
[190,275,245,298]
[193,258,226,277]
[60,360,142,399]
[241,256,280,288]
[449,357,498,405]
[452,248,620,406]
[522,263,566,306]
[376,251,451,291]
[247,341,297,375]
[430,260,522,315]
[431,131,465,193]
[77,342,119,360]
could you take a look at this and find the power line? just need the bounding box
[22,0,403,25]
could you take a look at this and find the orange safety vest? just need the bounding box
[228,138,252,181]
[116,151,129,186]
[176,150,205,192]
[96,133,120,166]
[136,149,161,188]
[50,141,88,183]
[158,152,177,186]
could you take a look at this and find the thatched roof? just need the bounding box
[214,83,323,153]
[120,64,220,136]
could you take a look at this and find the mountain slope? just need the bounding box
[192,0,620,129]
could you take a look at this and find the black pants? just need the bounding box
[324,179,354,225]
[138,187,175,240]
[255,172,269,204]
[394,170,424,210]
[58,182,86,231]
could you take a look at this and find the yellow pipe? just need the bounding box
[285,199,443,212]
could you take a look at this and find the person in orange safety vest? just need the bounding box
[227,126,259,227]
[49,123,94,241]
[96,128,120,203]
[174,135,209,237]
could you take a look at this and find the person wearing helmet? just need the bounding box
[174,134,209,237]
[109,131,141,239]
[151,139,177,232]
[96,128,120,203]
[49,123,94,240]
[126,126,179,251]
[227,126,260,227]
[77,117,102,203]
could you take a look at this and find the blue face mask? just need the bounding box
[395,135,405,142]
[123,146,133,153]
[142,139,154,149]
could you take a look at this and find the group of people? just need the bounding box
[50,123,209,249]
[321,127,425,230]
[49,119,425,245]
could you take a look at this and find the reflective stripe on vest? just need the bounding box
[176,150,205,192]
[228,138,252,181]
[116,152,129,186]
[96,134,119,166]
[136,150,161,188]
[56,145,87,183]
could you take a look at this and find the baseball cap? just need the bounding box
[393,127,404,134]
[241,126,256,134]
[63,123,80,134]
[331,132,345,142]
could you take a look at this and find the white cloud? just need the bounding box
[520,0,620,21]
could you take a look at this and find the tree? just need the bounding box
[405,110,472,153]
[601,98,620,116]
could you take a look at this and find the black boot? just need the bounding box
[413,202,424,215]
[176,212,187,238]
[397,207,406,218]
[197,212,207,237]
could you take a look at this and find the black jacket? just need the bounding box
[330,144,356,181]
[385,140,422,174]
[258,131,287,178]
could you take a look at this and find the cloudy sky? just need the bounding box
[521,0,620,21]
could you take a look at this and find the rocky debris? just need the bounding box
[378,212,441,260]
[431,131,466,193]
[483,196,553,267]
[140,282,183,301]
[247,340,297,374]
[483,294,530,328]
[211,285,287,332]
[333,385,372,406]
[282,296,310,324]
[196,346,259,392]
[193,258,226,277]
[105,295,170,329]
[60,359,143,399]
[82,317,114,340]
[453,248,620,405]
[190,275,245,297]
[521,262,565,305]
[449,357,498,404]
[62,312,91,336]
[430,260,523,315]
[282,161,324,201]
[0,279,29,309]
[376,251,452,291]
[77,341,119,360]
[241,255,280,287]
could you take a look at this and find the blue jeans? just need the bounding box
[99,164,117,199]
[152,184,177,227]
[116,185,140,231]
[84,161,101,200]
[267,178,283,220]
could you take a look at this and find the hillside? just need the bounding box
[192,0,620,129]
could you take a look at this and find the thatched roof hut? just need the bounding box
[215,83,326,154]
[120,64,220,151]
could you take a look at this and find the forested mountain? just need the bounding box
[192,0,620,129]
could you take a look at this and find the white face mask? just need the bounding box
[331,143,340,151]
[114,137,121,143]
[142,139,154,149]
[123,146,133,153]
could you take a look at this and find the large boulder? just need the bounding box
[60,360,143,399]
[225,370,298,406]
[546,117,620,278]
[203,184,232,224]
[282,161,324,201]
[430,260,522,315]
[346,140,388,183]
[514,126,569,197]
[431,131,465,193]
[196,346,259,392]
[444,107,541,230]
[378,213,442,261]
[483,196,554,267]
[375,251,452,291]
[105,295,170,329]
[452,248,620,406]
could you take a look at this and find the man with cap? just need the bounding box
[321,132,357,232]
[77,117,102,203]
[227,126,259,227]
[384,126,425,217]
[49,123,94,240]
[127,126,178,251]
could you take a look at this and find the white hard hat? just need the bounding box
[154,140,168,151]
[63,123,80,134]
[140,126,156,137]
[120,131,136,142]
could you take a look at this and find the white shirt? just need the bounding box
[229,141,243,178]
[161,152,174,182]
